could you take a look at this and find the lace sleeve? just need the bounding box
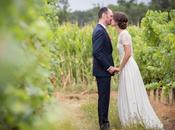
[121,32,132,45]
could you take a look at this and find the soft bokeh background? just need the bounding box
[0,0,175,130]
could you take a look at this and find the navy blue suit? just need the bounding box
[92,24,114,129]
[92,24,114,77]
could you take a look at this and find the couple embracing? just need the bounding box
[92,7,164,130]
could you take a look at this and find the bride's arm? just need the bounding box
[119,45,131,71]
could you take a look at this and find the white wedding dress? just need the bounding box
[117,30,164,129]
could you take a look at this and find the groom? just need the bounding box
[92,7,117,130]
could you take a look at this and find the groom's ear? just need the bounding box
[102,12,107,19]
[101,13,105,18]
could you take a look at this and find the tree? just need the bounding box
[56,0,70,24]
[109,0,149,25]
[69,6,100,26]
[149,0,175,11]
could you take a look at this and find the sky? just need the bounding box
[68,0,150,12]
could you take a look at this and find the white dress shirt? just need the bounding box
[98,23,106,29]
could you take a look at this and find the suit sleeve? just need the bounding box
[93,30,111,70]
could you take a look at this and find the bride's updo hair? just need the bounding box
[113,12,128,29]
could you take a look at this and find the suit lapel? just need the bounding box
[97,24,113,51]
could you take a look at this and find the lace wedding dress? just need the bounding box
[117,30,164,130]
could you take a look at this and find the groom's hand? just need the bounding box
[107,66,116,74]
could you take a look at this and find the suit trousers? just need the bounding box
[96,76,111,128]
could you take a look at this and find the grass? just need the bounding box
[81,97,161,130]
[81,99,121,130]
[30,98,79,130]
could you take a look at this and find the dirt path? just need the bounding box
[55,91,175,130]
[148,91,175,130]
[55,91,98,130]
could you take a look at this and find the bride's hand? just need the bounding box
[114,67,120,73]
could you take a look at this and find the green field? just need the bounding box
[0,0,175,130]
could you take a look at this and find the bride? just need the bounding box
[111,11,164,130]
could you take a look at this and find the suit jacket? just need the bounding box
[92,24,114,77]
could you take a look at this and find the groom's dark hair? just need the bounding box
[98,7,108,19]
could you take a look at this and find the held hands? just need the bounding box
[114,67,120,74]
[107,66,120,74]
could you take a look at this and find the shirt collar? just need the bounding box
[98,23,106,29]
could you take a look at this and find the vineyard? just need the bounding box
[0,0,175,130]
